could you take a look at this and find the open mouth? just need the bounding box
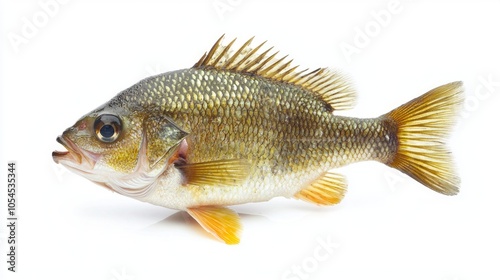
[52,136,83,165]
[52,135,101,169]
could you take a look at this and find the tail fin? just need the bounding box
[384,82,464,195]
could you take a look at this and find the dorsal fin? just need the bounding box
[193,35,356,111]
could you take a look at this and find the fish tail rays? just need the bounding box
[383,81,464,195]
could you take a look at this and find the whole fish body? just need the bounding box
[53,36,463,244]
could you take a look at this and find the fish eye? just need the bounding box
[94,114,122,143]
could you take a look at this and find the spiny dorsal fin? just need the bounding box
[194,35,356,111]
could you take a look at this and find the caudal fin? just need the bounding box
[384,82,464,195]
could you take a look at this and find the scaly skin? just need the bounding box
[105,68,398,208]
[53,36,462,243]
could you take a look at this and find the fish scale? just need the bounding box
[53,36,463,244]
[113,69,351,200]
[128,69,396,181]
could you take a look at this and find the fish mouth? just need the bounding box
[53,136,81,164]
[52,136,99,169]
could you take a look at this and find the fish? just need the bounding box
[52,36,464,244]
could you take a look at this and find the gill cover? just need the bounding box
[143,115,188,170]
[109,115,188,197]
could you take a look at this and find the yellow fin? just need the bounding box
[194,35,356,111]
[177,159,250,187]
[384,81,464,195]
[187,206,241,244]
[294,171,347,205]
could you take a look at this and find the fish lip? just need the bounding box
[52,136,99,169]
[53,135,82,164]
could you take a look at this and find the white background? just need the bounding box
[1,1,500,279]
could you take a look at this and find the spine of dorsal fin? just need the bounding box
[193,35,357,112]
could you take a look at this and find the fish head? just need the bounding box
[52,105,188,197]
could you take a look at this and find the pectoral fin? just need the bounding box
[187,206,241,245]
[294,171,347,205]
[177,159,250,187]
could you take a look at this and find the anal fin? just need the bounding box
[187,206,241,245]
[294,171,347,205]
